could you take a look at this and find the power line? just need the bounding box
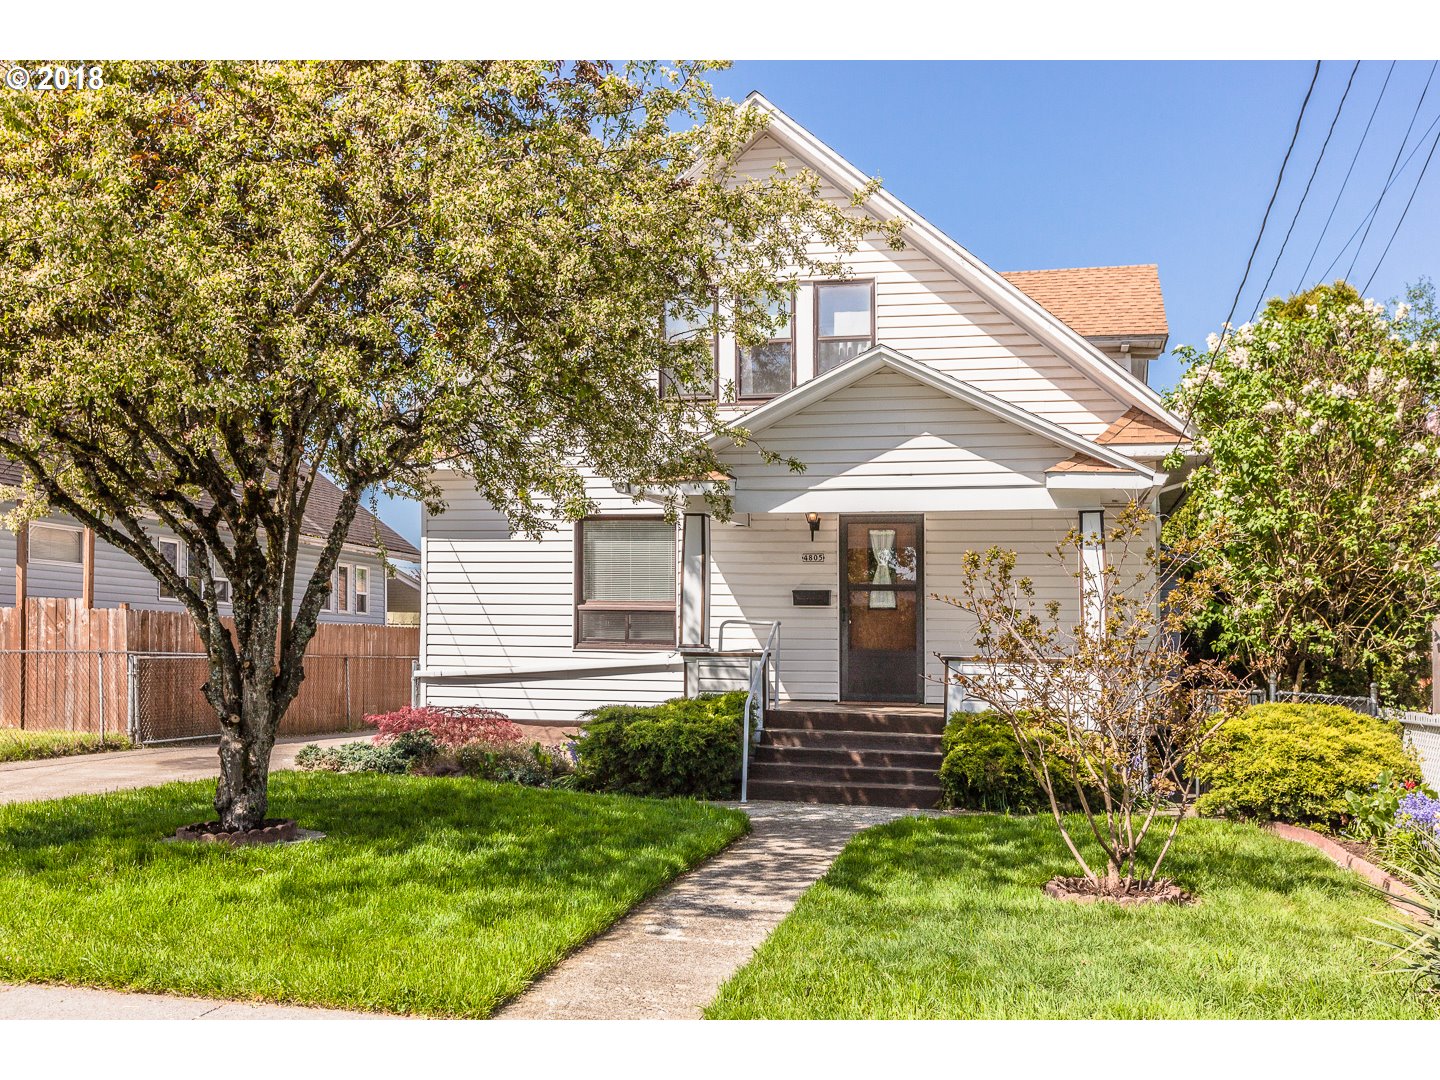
[1250,60,1359,318]
[1296,61,1394,291]
[1319,106,1440,282]
[1171,61,1322,448]
[1345,60,1437,282]
[1360,122,1440,294]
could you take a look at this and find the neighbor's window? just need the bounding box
[334,564,351,614]
[185,544,231,605]
[157,537,182,599]
[575,518,677,647]
[354,565,369,614]
[815,281,874,373]
[660,301,717,399]
[737,294,794,399]
[28,523,81,564]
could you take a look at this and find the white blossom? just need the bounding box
[1310,419,1329,435]
[1329,383,1357,399]
[1259,401,1283,415]
[1367,367,1387,392]
[1205,332,1220,352]
[1395,302,1411,321]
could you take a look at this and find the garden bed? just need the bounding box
[706,815,1436,1019]
[0,772,747,1017]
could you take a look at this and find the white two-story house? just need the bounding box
[417,95,1191,765]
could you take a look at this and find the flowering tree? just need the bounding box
[939,503,1241,896]
[0,61,893,830]
[1167,282,1440,701]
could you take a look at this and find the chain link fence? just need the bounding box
[0,649,129,757]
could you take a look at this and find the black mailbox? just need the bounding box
[792,589,832,607]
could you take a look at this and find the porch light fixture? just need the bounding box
[805,512,821,541]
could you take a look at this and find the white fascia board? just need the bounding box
[1045,472,1165,492]
[738,93,1190,436]
[712,345,1156,482]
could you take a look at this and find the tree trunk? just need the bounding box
[213,676,280,830]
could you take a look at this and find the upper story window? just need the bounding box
[575,517,676,648]
[660,302,718,399]
[186,544,231,604]
[157,537,182,599]
[333,564,351,614]
[815,281,875,374]
[737,294,795,400]
[28,523,82,564]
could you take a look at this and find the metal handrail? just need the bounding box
[739,620,780,804]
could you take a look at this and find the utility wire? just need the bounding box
[1170,61,1322,449]
[1360,122,1440,294]
[1345,60,1437,282]
[1320,107,1440,282]
[1297,61,1394,291]
[1250,60,1359,318]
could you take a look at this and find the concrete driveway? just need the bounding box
[0,732,366,806]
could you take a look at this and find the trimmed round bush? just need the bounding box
[574,691,747,799]
[1194,703,1423,827]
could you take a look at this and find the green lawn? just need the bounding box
[0,731,131,763]
[0,772,747,1017]
[707,815,1436,1019]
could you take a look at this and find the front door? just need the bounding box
[840,515,923,702]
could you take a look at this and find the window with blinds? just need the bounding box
[28,523,82,564]
[576,518,677,647]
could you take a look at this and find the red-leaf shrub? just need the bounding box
[370,705,522,750]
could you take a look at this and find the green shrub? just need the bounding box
[452,740,576,788]
[938,709,1096,813]
[294,729,441,775]
[574,691,747,799]
[1194,703,1422,827]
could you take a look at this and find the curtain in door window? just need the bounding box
[869,528,897,609]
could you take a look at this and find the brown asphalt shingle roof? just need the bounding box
[1045,452,1131,474]
[1095,406,1187,446]
[1001,264,1169,340]
[0,458,418,559]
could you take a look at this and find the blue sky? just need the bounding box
[376,60,1440,545]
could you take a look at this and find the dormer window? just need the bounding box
[815,280,875,373]
[737,294,795,400]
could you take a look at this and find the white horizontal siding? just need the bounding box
[728,134,1130,438]
[719,367,1072,513]
[420,470,686,724]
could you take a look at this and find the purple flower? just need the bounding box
[1396,791,1440,838]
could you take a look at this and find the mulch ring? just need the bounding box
[1043,875,1195,907]
[171,818,322,847]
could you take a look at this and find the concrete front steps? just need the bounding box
[747,703,945,809]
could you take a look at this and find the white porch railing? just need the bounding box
[738,620,781,804]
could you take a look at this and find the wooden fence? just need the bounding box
[0,599,418,740]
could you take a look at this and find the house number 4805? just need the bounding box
[800,552,826,563]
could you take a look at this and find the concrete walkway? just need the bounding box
[0,732,365,805]
[497,801,928,1020]
[0,981,388,1020]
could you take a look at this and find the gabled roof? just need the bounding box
[738,93,1189,435]
[1001,265,1168,341]
[713,344,1156,483]
[1095,406,1187,446]
[0,457,418,559]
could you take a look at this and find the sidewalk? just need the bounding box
[0,732,365,805]
[0,981,390,1020]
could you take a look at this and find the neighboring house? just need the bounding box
[386,564,421,626]
[0,465,419,624]
[418,94,1193,732]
